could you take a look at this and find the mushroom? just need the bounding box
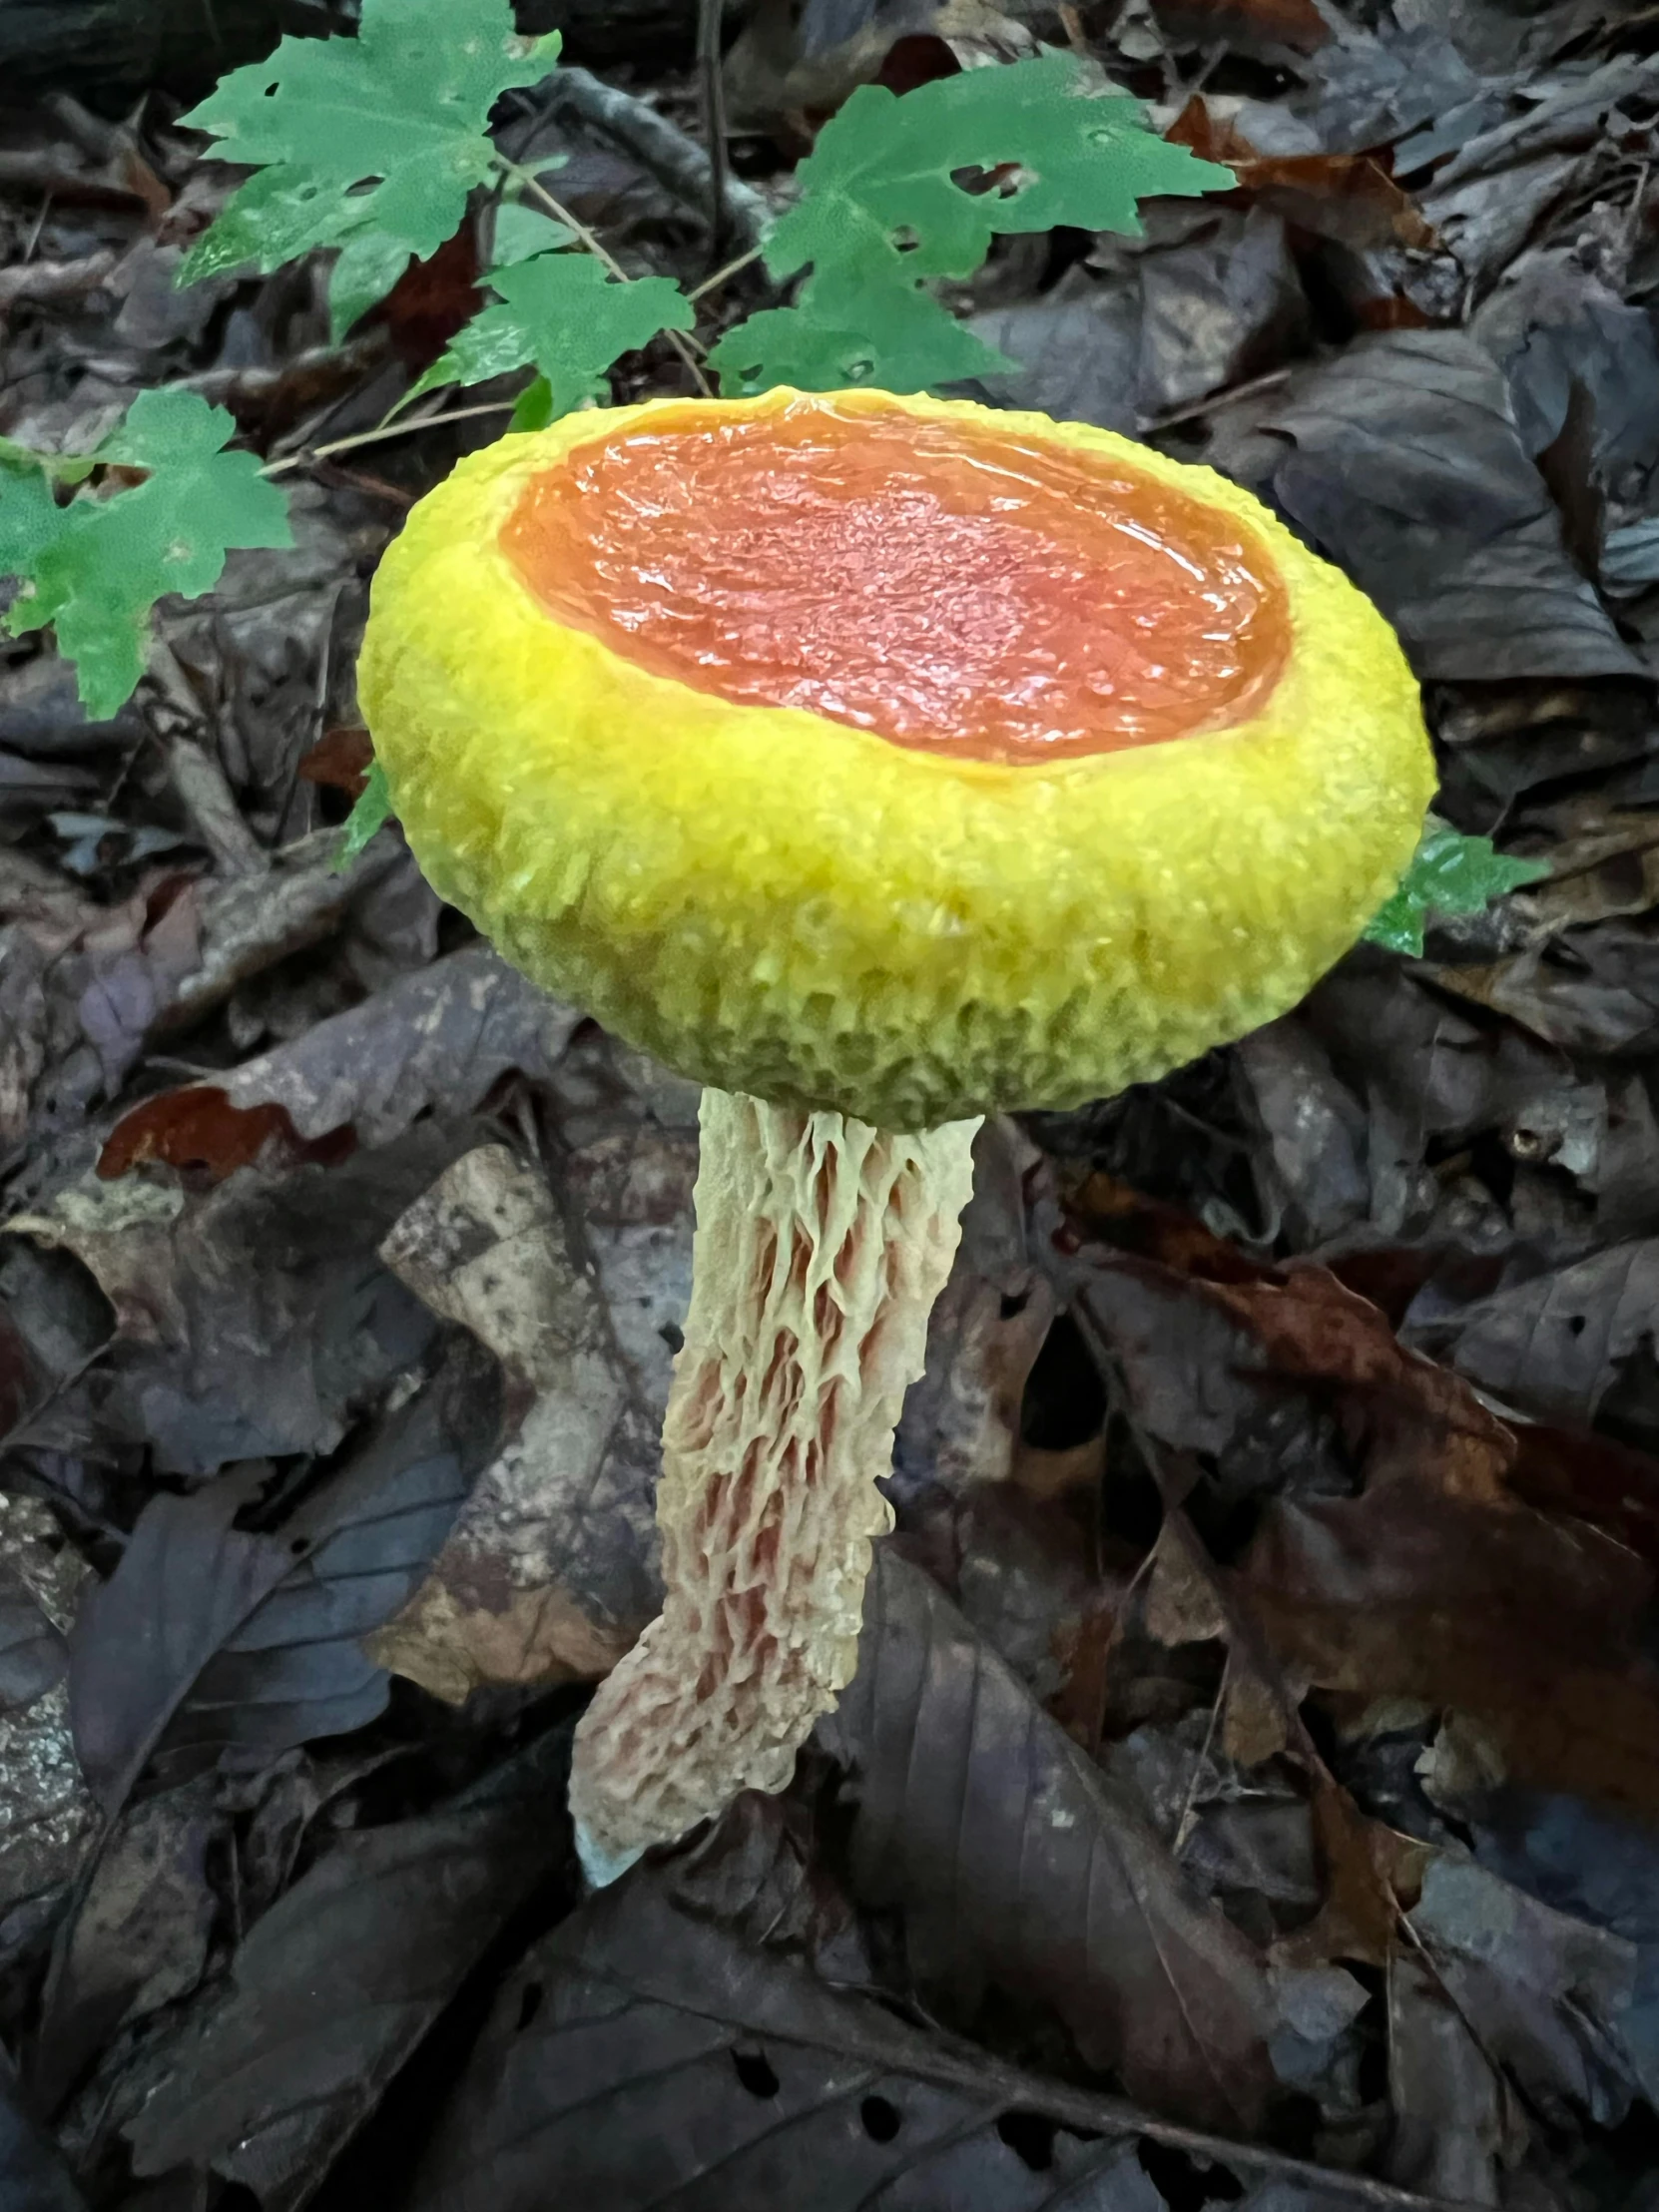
[358,385,1434,1884]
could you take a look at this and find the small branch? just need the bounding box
[698,0,733,267]
[0,247,116,309]
[261,399,520,478]
[497,154,633,283]
[531,65,770,253]
[688,244,763,301]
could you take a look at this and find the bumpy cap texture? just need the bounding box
[359,386,1435,1129]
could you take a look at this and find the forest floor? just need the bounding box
[4,1,1659,2207]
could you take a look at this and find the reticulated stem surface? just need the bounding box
[570,1088,981,1884]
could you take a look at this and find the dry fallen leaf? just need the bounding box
[369,1144,663,1697]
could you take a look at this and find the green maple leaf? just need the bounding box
[711,265,1013,397]
[177,0,560,314]
[710,51,1232,397]
[1364,818,1549,957]
[404,252,694,418]
[0,389,291,720]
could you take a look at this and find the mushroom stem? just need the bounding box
[570,1087,981,1885]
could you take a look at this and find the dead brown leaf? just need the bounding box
[1061,1203,1659,1822]
[369,1144,661,1697]
[1169,97,1436,250]
[825,1547,1285,2134]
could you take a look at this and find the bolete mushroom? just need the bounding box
[358,385,1434,1884]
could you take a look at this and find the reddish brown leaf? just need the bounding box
[1065,1222,1659,1821]
[1505,1419,1659,1573]
[1168,98,1436,250]
[298,725,374,797]
[1240,1467,1659,1819]
[1152,0,1330,55]
[98,1085,353,1184]
[368,225,483,360]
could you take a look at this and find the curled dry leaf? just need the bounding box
[1409,1239,1659,1444]
[1168,97,1437,251]
[1383,1953,1510,2203]
[1067,1232,1659,1821]
[8,1132,474,1475]
[1407,1855,1641,2131]
[369,1145,662,1699]
[31,1779,220,2113]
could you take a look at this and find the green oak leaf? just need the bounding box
[0,389,291,721]
[713,51,1232,397]
[334,758,395,869]
[178,0,560,295]
[404,252,694,418]
[1364,818,1550,957]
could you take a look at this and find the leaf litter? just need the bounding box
[4,1,1659,2207]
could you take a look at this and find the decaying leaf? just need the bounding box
[1062,1219,1659,1821]
[125,1729,571,2211]
[1407,1854,1641,2129]
[68,1335,500,1811]
[99,943,584,1175]
[823,1548,1284,2133]
[8,1133,471,1475]
[407,1862,1390,2212]
[0,1498,95,1913]
[1253,331,1644,684]
[1409,1239,1659,1443]
[370,1145,662,1698]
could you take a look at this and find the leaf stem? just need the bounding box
[687,244,763,301]
[260,399,520,477]
[494,155,714,393]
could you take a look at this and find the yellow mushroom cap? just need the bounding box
[358,386,1434,1130]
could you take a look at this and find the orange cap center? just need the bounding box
[500,396,1290,766]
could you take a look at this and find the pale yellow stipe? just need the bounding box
[568,1090,980,1885]
[357,386,1436,1133]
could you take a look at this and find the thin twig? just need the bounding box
[260,399,520,478]
[1170,1649,1228,1859]
[689,244,763,300]
[496,156,714,391]
[515,67,770,252]
[497,154,633,282]
[698,0,733,268]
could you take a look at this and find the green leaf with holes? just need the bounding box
[178,0,560,297]
[1364,818,1550,957]
[0,389,290,721]
[710,51,1232,397]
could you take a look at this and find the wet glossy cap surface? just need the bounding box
[501,404,1291,767]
